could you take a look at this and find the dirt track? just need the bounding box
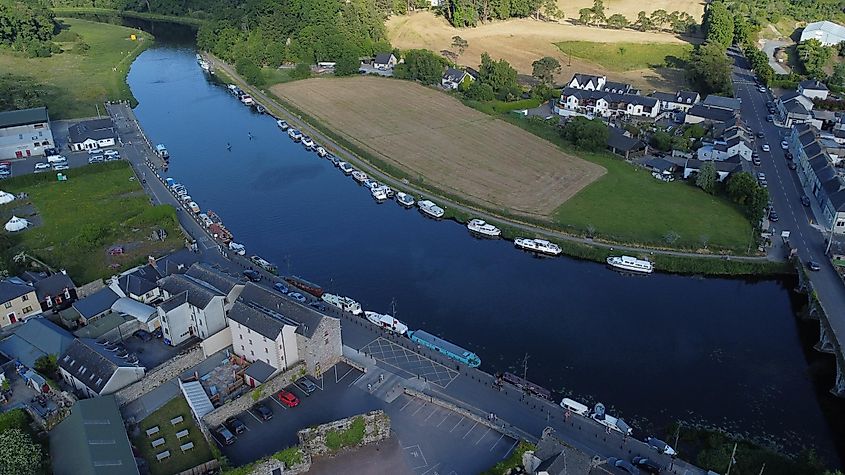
[272,77,606,217]
[386,12,694,91]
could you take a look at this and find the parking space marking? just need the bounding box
[314,373,325,390]
[437,413,451,427]
[246,410,263,423]
[449,416,464,433]
[399,398,414,412]
[290,385,308,398]
[403,444,428,470]
[490,433,506,451]
[420,462,441,475]
[461,421,478,439]
[503,439,519,458]
[348,371,365,387]
[475,427,491,445]
[335,365,354,383]
[270,397,288,410]
[411,402,427,416]
[423,407,439,422]
[361,337,458,389]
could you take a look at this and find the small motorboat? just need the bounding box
[467,218,501,238]
[276,119,289,130]
[255,104,266,114]
[371,186,388,201]
[315,146,328,157]
[301,136,314,148]
[363,179,379,190]
[514,238,561,256]
[228,242,246,256]
[418,200,444,219]
[327,154,339,165]
[288,128,302,141]
[351,170,368,183]
[339,162,354,174]
[396,192,415,207]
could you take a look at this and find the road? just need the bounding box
[730,48,845,392]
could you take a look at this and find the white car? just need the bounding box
[53,164,70,171]
[47,154,67,163]
[758,86,767,93]
[780,141,789,150]
[34,162,50,171]
[87,148,102,155]
[761,144,770,152]
[88,155,104,164]
[104,149,119,157]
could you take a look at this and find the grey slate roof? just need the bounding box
[185,263,241,295]
[0,280,35,303]
[0,318,74,368]
[532,428,614,474]
[373,52,395,65]
[238,283,334,338]
[443,67,467,83]
[0,107,49,129]
[158,274,222,309]
[687,104,735,123]
[244,359,277,382]
[33,273,76,299]
[830,188,845,211]
[702,94,742,111]
[73,288,119,320]
[117,274,157,297]
[607,127,644,152]
[785,100,810,116]
[67,118,115,144]
[570,73,603,87]
[800,79,829,91]
[59,339,136,394]
[601,81,631,93]
[227,300,292,340]
[49,395,139,475]
[562,87,657,108]
[158,291,188,313]
[685,158,742,173]
[643,157,676,172]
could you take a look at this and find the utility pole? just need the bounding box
[757,463,766,475]
[522,353,529,381]
[725,442,738,475]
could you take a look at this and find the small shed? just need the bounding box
[244,360,277,387]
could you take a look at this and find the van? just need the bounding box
[560,398,589,416]
[47,154,66,163]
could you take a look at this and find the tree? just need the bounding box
[696,162,718,194]
[733,15,752,47]
[649,9,668,31]
[634,11,653,32]
[451,35,468,55]
[463,81,495,101]
[561,116,609,151]
[236,57,264,86]
[34,355,57,376]
[703,2,734,48]
[726,171,769,223]
[531,56,560,85]
[394,49,444,85]
[536,0,563,21]
[591,0,606,25]
[478,53,519,98]
[578,8,593,25]
[687,42,733,96]
[0,428,42,475]
[831,62,845,88]
[334,50,361,76]
[650,130,673,151]
[606,14,629,29]
[797,39,833,78]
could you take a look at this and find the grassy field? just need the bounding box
[51,7,205,26]
[1,162,184,284]
[131,397,213,475]
[272,76,605,217]
[0,18,152,119]
[555,41,691,72]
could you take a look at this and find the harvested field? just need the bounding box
[387,12,695,91]
[271,77,605,217]
[560,0,705,22]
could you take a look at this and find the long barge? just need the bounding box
[284,275,324,298]
[408,330,480,368]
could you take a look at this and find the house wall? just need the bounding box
[201,327,233,358]
[70,137,115,152]
[294,316,342,377]
[159,304,193,346]
[229,319,299,371]
[0,121,54,159]
[100,366,145,395]
[0,290,39,327]
[59,368,98,398]
[223,285,244,312]
[199,296,227,339]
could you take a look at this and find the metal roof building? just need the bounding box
[800,21,845,46]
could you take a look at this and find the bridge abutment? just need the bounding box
[815,319,837,354]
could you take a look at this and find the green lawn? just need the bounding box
[555,41,692,72]
[261,67,297,86]
[131,397,213,475]
[481,441,534,475]
[2,162,184,283]
[0,18,152,119]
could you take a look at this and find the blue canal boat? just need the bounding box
[408,330,481,368]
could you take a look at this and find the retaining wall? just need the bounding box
[114,345,204,406]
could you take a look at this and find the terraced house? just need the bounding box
[789,124,845,233]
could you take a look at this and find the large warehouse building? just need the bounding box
[0,107,54,159]
[800,21,845,46]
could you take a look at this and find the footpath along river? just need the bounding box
[123,30,842,466]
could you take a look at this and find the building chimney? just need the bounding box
[148,255,156,267]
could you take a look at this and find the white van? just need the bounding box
[560,398,589,416]
[47,154,66,163]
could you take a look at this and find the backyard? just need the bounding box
[0,17,152,119]
[131,396,213,475]
[1,162,184,283]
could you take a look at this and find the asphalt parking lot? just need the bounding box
[120,332,193,369]
[361,337,458,389]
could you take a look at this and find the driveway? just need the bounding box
[760,39,791,75]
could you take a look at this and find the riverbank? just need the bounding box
[207,55,791,277]
[51,7,205,27]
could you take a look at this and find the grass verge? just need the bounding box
[1,161,184,283]
[0,17,152,118]
[131,397,213,475]
[325,416,365,452]
[481,440,534,475]
[555,41,691,72]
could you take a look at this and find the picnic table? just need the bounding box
[170,415,184,425]
[176,429,189,439]
[145,426,160,437]
[156,451,170,461]
[151,438,165,448]
[180,442,194,452]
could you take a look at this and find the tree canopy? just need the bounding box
[703,1,734,48]
[531,56,560,85]
[0,0,57,53]
[478,53,519,99]
[561,117,608,152]
[687,42,733,96]
[394,49,445,85]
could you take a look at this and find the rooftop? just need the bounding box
[0,280,35,303]
[72,288,119,320]
[238,283,334,338]
[0,318,74,368]
[0,107,49,129]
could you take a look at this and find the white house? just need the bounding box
[58,339,145,398]
[800,21,845,46]
[109,263,162,304]
[555,87,660,119]
[156,274,227,346]
[566,74,605,91]
[372,52,397,70]
[0,107,54,159]
[798,79,830,100]
[68,118,116,151]
[227,300,300,385]
[683,157,742,182]
[442,67,474,90]
[651,91,700,112]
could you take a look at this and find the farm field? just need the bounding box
[555,41,692,73]
[271,76,605,217]
[1,162,183,283]
[561,0,705,22]
[0,18,151,119]
[386,12,693,91]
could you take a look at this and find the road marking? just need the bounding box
[411,402,426,416]
[270,397,287,410]
[335,366,354,383]
[420,462,442,475]
[490,433,505,451]
[461,421,478,439]
[449,416,464,433]
[503,439,519,458]
[246,410,262,423]
[399,398,414,412]
[437,414,451,427]
[475,427,491,445]
[423,407,438,422]
[348,371,365,387]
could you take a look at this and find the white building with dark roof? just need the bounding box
[58,339,145,398]
[0,107,54,159]
[651,91,700,112]
[701,95,742,112]
[68,118,116,151]
[442,67,474,90]
[156,274,227,346]
[789,124,845,233]
[800,21,845,46]
[227,300,300,386]
[799,79,830,100]
[110,264,162,304]
[555,87,659,119]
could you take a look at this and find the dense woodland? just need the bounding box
[0,0,58,55]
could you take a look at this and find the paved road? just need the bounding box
[207,54,771,266]
[760,39,790,75]
[730,48,845,392]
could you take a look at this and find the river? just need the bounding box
[114,19,843,467]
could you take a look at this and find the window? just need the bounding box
[22,306,32,313]
[250,350,254,356]
[248,339,252,345]
[3,302,10,309]
[239,334,243,340]
[21,294,28,302]
[265,348,268,353]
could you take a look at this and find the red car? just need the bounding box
[277,389,300,407]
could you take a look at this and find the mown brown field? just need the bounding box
[272,76,606,217]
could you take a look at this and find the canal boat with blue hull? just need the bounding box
[408,330,481,367]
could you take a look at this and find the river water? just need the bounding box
[121,22,842,466]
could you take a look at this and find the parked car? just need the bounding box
[752,157,761,166]
[104,149,119,157]
[273,282,289,294]
[788,161,798,170]
[289,292,306,303]
[53,164,70,171]
[47,154,66,163]
[646,437,677,456]
[807,260,822,271]
[757,172,766,181]
[632,456,663,474]
[254,403,273,420]
[768,211,779,222]
[87,148,102,155]
[133,329,154,342]
[761,144,770,152]
[801,195,811,207]
[226,417,247,435]
[296,377,318,394]
[757,131,764,138]
[277,389,300,407]
[216,425,236,445]
[88,155,104,164]
[309,301,327,311]
[758,85,767,93]
[34,162,50,172]
[243,269,261,282]
[607,457,640,475]
[781,140,789,150]
[766,115,774,122]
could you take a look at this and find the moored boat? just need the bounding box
[301,135,314,148]
[228,242,246,256]
[288,128,302,141]
[606,255,653,274]
[467,218,501,237]
[283,276,324,298]
[417,200,444,219]
[514,238,561,256]
[408,330,481,367]
[255,104,265,114]
[364,311,408,335]
[208,223,233,243]
[276,119,289,130]
[199,60,210,71]
[321,293,362,315]
[338,162,354,174]
[315,146,327,157]
[155,144,169,160]
[371,186,388,201]
[240,94,254,106]
[249,255,277,274]
[351,170,368,183]
[395,192,415,207]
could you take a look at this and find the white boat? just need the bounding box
[364,311,408,335]
[371,186,388,201]
[315,146,327,157]
[240,94,254,106]
[591,403,632,435]
[351,170,368,183]
[288,129,302,141]
[467,218,501,237]
[381,186,394,198]
[276,119,289,130]
[418,200,444,218]
[321,293,363,315]
[396,192,415,207]
[301,136,314,148]
[514,238,561,256]
[338,162,354,174]
[363,179,378,190]
[606,255,653,274]
[199,60,210,71]
[196,54,203,62]
[188,201,200,214]
[228,242,246,256]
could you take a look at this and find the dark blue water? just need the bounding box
[128,45,842,464]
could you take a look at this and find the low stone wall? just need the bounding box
[240,456,311,475]
[202,362,305,428]
[297,410,390,457]
[114,345,204,406]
